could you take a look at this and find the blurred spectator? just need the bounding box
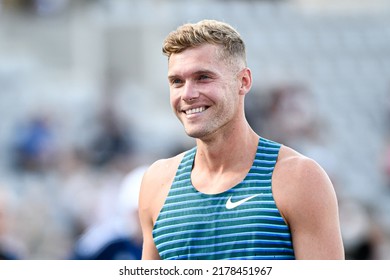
[247,84,315,144]
[83,106,134,169]
[339,196,383,259]
[70,165,146,260]
[246,83,332,162]
[10,113,59,173]
[263,84,319,148]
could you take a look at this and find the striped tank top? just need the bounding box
[152,138,295,260]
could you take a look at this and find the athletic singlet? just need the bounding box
[152,138,295,260]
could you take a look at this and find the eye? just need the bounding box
[170,78,184,87]
[197,74,210,81]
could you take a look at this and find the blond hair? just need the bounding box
[162,19,247,67]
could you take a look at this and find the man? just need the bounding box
[138,19,344,260]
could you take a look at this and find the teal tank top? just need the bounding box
[152,138,295,260]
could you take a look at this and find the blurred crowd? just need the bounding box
[0,103,146,260]
[1,0,390,260]
[247,84,390,260]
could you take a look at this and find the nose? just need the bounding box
[182,81,199,102]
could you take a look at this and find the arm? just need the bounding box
[138,162,163,260]
[274,149,345,259]
[138,154,184,260]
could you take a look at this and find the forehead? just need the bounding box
[168,44,226,76]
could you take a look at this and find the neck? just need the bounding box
[190,121,259,194]
[194,122,259,172]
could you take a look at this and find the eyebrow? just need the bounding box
[168,69,216,80]
[167,73,179,80]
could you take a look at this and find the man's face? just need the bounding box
[167,44,242,140]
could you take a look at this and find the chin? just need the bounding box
[185,127,217,141]
[184,129,206,139]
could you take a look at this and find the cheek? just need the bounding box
[170,90,180,111]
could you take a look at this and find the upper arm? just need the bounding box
[138,163,161,260]
[138,154,184,260]
[274,151,345,259]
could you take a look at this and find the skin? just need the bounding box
[138,43,345,260]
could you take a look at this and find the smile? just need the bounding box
[185,106,206,115]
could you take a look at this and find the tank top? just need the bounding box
[152,138,295,260]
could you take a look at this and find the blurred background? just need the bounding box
[0,0,390,260]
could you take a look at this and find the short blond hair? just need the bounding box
[162,19,247,67]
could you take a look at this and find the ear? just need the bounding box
[238,67,252,96]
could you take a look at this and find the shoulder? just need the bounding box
[273,145,337,223]
[139,151,187,222]
[142,151,186,187]
[275,145,331,185]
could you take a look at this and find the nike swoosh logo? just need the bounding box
[226,194,260,210]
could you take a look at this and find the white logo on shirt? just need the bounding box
[225,194,260,209]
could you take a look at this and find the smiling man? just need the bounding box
[138,19,345,260]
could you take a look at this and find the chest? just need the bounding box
[152,180,293,260]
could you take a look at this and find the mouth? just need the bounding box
[184,106,207,116]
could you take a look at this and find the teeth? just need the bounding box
[185,107,206,115]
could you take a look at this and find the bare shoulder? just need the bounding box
[274,145,332,187]
[139,152,186,223]
[273,145,337,223]
[142,153,185,187]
